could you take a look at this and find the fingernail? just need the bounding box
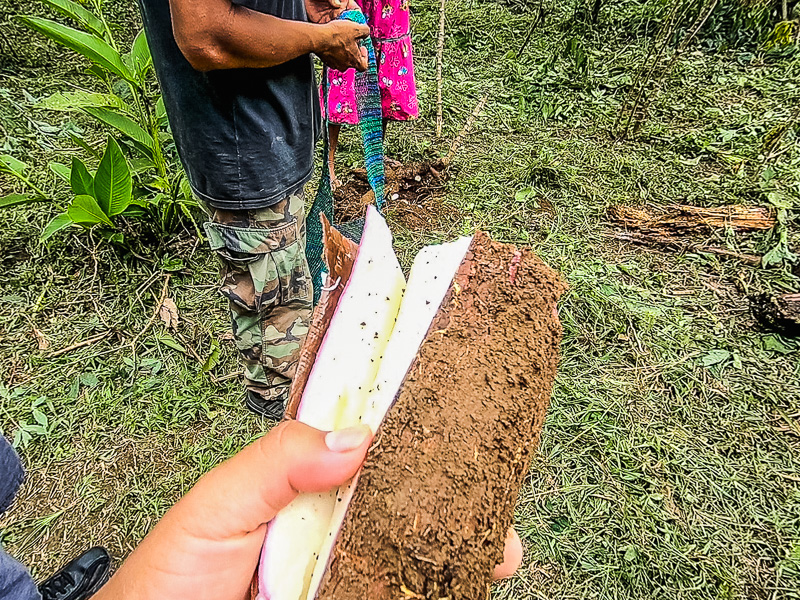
[325,425,372,452]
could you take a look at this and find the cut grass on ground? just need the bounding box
[1,1,799,599]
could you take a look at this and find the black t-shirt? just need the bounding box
[138,0,321,210]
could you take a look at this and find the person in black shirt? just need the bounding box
[137,0,370,418]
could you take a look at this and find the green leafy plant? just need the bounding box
[5,0,199,245]
[17,0,169,182]
[759,166,798,268]
[42,136,199,244]
[764,17,800,48]
[0,386,55,449]
[0,155,48,208]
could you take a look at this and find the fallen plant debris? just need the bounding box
[257,209,565,600]
[606,203,776,264]
[158,298,179,331]
[607,231,763,265]
[47,331,112,359]
[608,204,776,234]
[32,326,50,351]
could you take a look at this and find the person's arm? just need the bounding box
[169,0,369,72]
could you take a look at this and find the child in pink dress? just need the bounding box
[323,0,419,187]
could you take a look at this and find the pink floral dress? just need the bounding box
[322,0,419,125]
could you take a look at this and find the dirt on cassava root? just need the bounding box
[315,232,567,600]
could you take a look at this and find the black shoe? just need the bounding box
[38,547,111,600]
[245,390,286,420]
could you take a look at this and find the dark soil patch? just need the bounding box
[751,292,800,338]
[334,160,459,231]
[317,233,567,600]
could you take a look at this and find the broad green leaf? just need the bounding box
[0,154,29,175]
[762,242,795,268]
[32,408,48,428]
[79,372,100,387]
[155,95,167,124]
[0,193,42,209]
[38,90,124,112]
[93,137,131,216]
[130,30,152,79]
[767,191,794,210]
[84,107,154,157]
[39,0,106,37]
[70,157,94,196]
[763,334,797,355]
[156,333,187,354]
[700,349,731,367]
[67,194,113,226]
[180,176,193,200]
[623,546,638,562]
[141,358,162,374]
[17,16,134,83]
[41,213,73,241]
[202,338,221,372]
[48,161,71,182]
[99,230,125,245]
[69,133,101,159]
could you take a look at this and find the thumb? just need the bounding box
[285,422,373,494]
[178,421,372,538]
[493,528,523,581]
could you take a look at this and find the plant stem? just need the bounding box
[129,82,169,185]
[93,0,118,50]
[10,170,48,199]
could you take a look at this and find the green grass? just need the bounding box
[1,0,799,598]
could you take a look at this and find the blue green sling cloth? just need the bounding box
[306,9,386,304]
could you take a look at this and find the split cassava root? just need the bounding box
[257,209,566,600]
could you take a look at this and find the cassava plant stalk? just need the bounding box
[436,0,447,137]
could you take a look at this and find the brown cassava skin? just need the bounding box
[315,232,567,600]
[287,217,359,416]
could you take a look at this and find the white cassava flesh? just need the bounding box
[258,207,472,600]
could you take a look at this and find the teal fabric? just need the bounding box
[307,9,385,304]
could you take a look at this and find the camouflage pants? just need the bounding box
[203,192,312,403]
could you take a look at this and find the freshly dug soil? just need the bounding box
[316,233,567,600]
[335,160,458,231]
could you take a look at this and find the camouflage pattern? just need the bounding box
[203,192,312,404]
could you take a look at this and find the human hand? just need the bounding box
[317,19,370,71]
[305,0,360,24]
[93,421,374,600]
[93,422,521,600]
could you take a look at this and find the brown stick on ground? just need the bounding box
[444,93,489,167]
[607,231,762,265]
[608,204,776,233]
[316,233,567,600]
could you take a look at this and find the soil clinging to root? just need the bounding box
[316,233,567,600]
